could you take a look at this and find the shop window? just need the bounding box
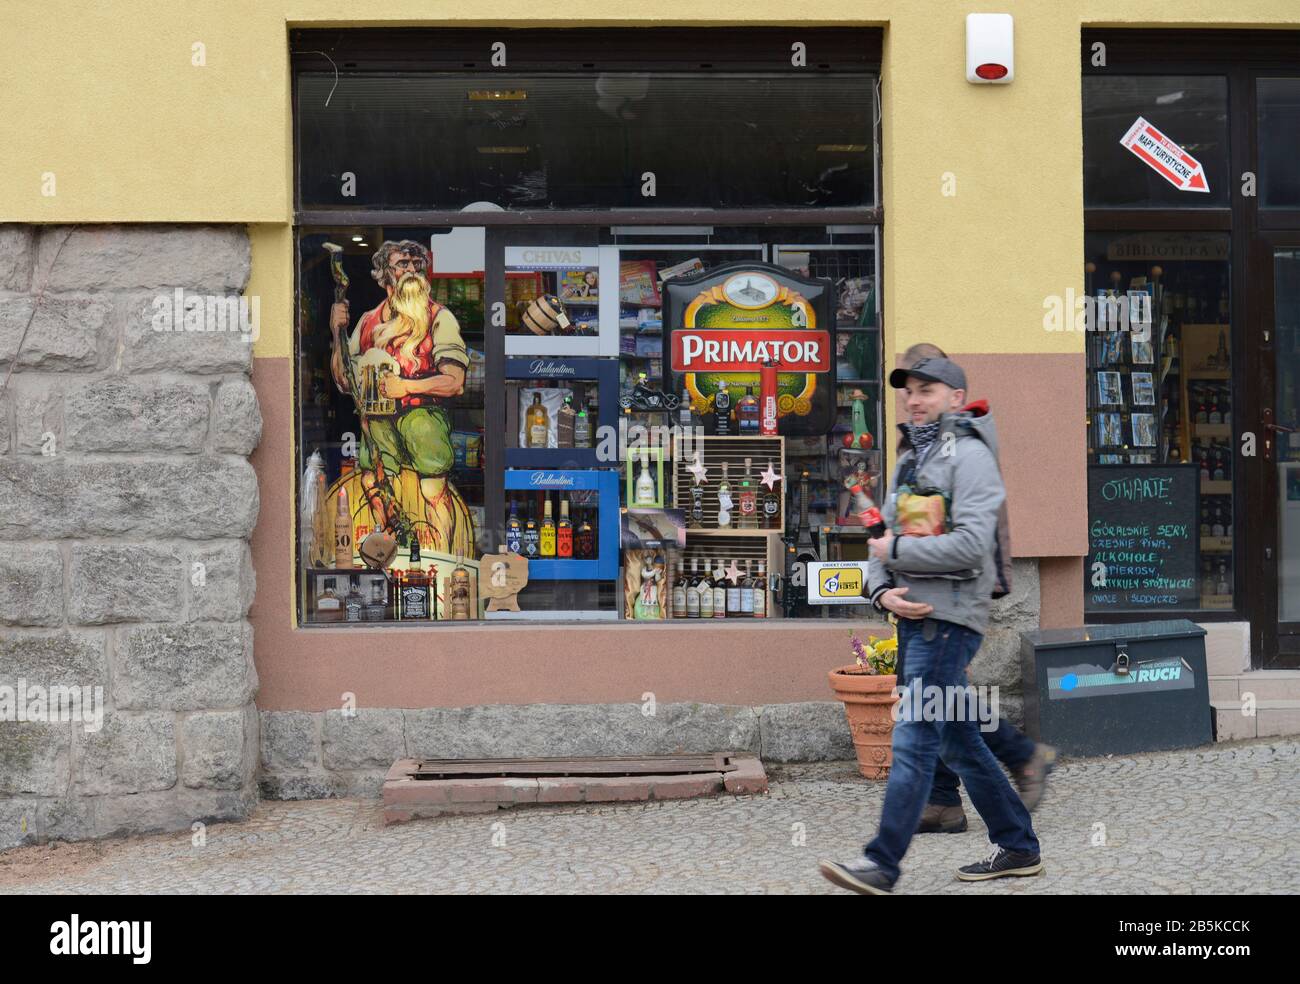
[296,72,875,211]
[1258,78,1300,209]
[1083,76,1229,208]
[1083,232,1235,614]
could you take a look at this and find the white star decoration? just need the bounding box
[687,452,709,486]
[759,461,783,491]
[724,560,744,584]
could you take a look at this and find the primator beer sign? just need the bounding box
[663,262,837,435]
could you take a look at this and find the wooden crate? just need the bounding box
[671,435,785,535]
[666,531,786,620]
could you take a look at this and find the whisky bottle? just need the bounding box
[752,563,768,619]
[506,497,522,554]
[540,497,557,557]
[574,402,592,448]
[450,564,471,620]
[363,577,388,621]
[526,391,550,448]
[740,560,754,616]
[557,395,576,448]
[697,559,714,619]
[686,558,701,618]
[344,575,364,622]
[576,509,596,559]
[400,536,434,620]
[317,577,343,623]
[335,487,354,569]
[557,498,573,558]
[523,499,540,559]
[738,457,757,528]
[736,386,760,434]
[712,558,727,619]
[713,380,732,436]
[672,559,687,618]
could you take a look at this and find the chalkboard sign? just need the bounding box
[1085,464,1199,614]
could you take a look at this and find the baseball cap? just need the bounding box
[888,356,968,392]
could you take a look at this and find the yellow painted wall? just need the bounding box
[4,3,1296,370]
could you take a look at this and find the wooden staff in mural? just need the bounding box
[329,239,475,558]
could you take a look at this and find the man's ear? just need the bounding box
[950,388,966,409]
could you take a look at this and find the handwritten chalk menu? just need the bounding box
[1085,465,1199,613]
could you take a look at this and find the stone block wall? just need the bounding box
[0,225,261,849]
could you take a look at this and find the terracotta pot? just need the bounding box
[828,666,899,780]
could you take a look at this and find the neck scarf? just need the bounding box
[904,420,942,463]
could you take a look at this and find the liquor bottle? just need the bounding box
[1211,503,1225,538]
[712,558,727,619]
[736,386,760,434]
[760,360,779,436]
[363,577,388,621]
[697,560,714,619]
[738,457,757,528]
[752,563,768,619]
[450,564,471,620]
[526,391,550,448]
[850,484,886,538]
[1216,560,1230,596]
[317,577,343,623]
[726,561,742,616]
[1215,327,1230,369]
[506,497,522,554]
[740,560,754,616]
[335,488,354,569]
[1212,445,1226,482]
[390,569,403,619]
[576,509,596,559]
[1207,391,1222,425]
[686,558,701,618]
[344,575,364,622]
[1200,504,1211,537]
[523,500,540,559]
[761,460,781,528]
[679,388,694,430]
[400,536,434,620]
[557,395,576,448]
[717,462,732,529]
[1195,389,1209,424]
[672,559,687,619]
[1222,500,1233,541]
[1197,442,1210,483]
[574,402,592,448]
[540,497,557,557]
[555,498,573,558]
[1221,387,1232,426]
[635,449,657,505]
[713,380,732,436]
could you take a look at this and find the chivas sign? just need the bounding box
[663,263,837,435]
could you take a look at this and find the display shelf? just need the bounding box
[1199,594,1235,610]
[1200,537,1234,553]
[505,448,602,469]
[671,435,785,533]
[1192,424,1231,438]
[503,468,620,581]
[685,528,776,537]
[1201,480,1233,495]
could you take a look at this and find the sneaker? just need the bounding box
[917,803,968,834]
[955,845,1044,882]
[819,856,894,895]
[1012,743,1058,811]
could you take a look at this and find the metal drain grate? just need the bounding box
[406,753,739,780]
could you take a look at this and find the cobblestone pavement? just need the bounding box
[3,739,1297,894]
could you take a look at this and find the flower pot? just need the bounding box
[828,667,899,780]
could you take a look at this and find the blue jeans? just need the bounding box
[895,632,1036,807]
[864,618,1038,883]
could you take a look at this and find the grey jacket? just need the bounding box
[866,407,1006,635]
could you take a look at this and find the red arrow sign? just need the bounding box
[1120,117,1210,193]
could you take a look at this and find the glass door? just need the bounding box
[1257,240,1300,664]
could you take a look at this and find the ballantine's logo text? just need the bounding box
[672,330,831,372]
[528,359,576,376]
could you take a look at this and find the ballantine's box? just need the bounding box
[662,262,836,435]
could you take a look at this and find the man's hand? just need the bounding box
[330,302,350,334]
[868,529,895,562]
[879,586,933,620]
[329,302,351,393]
[379,374,409,399]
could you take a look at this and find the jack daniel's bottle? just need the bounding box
[400,535,435,620]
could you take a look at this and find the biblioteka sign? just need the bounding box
[1119,117,1209,193]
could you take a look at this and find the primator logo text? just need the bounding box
[50,914,151,964]
[672,330,831,372]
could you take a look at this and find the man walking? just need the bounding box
[895,344,1056,836]
[820,355,1043,894]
